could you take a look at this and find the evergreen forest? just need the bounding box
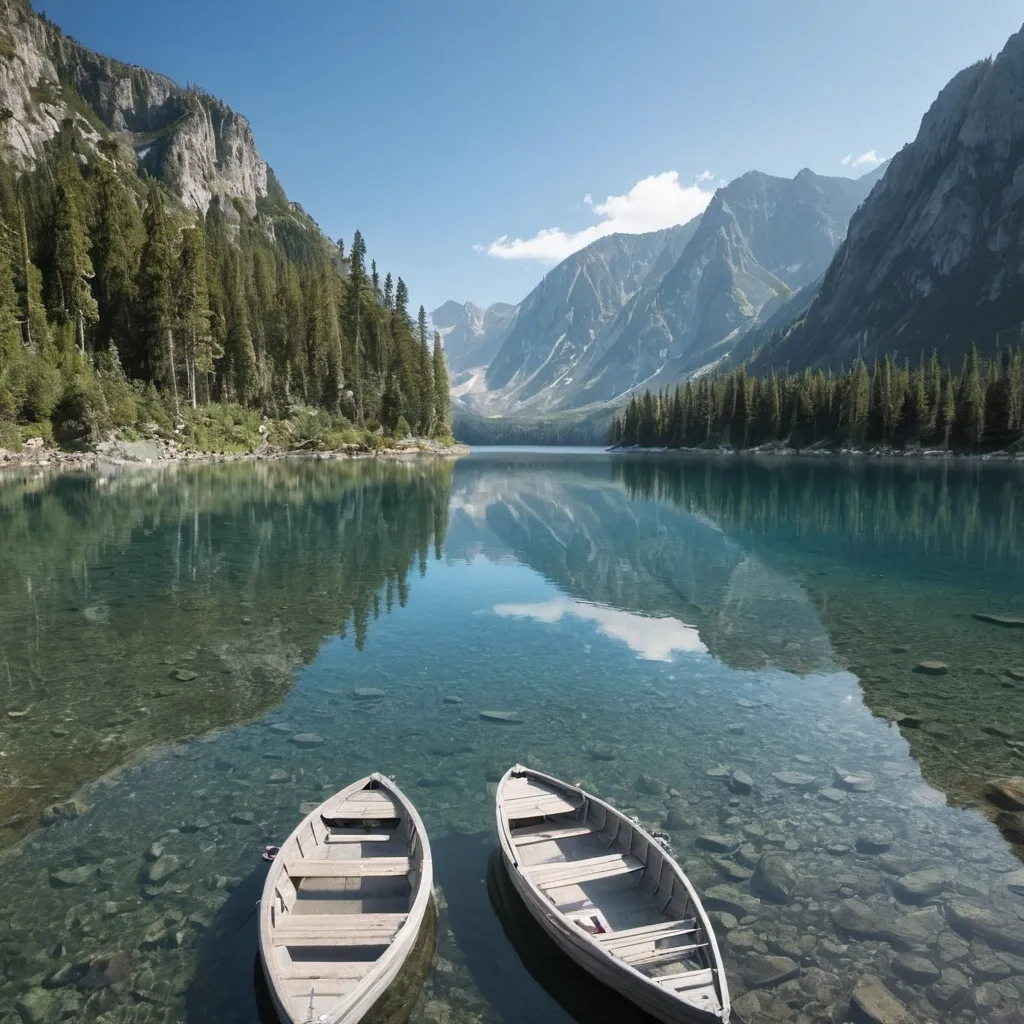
[0,132,451,451]
[609,350,1024,454]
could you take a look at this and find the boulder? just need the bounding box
[855,828,894,854]
[737,955,800,989]
[39,799,87,826]
[985,777,1024,811]
[79,951,131,989]
[479,710,522,724]
[15,988,53,1024]
[141,854,181,884]
[772,771,816,790]
[850,975,914,1024]
[49,865,96,888]
[729,770,753,795]
[946,899,1024,953]
[751,853,797,904]
[894,867,950,902]
[913,660,948,675]
[636,774,667,796]
[695,834,739,854]
[892,952,940,985]
[290,732,324,747]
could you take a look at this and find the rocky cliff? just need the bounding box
[0,0,268,215]
[753,23,1024,370]
[430,300,518,376]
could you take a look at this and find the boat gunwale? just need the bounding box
[259,771,434,1024]
[495,763,730,1022]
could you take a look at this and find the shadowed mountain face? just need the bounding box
[755,22,1024,370]
[430,300,519,377]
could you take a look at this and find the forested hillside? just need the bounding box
[610,348,1024,453]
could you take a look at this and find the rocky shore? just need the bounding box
[610,442,1024,460]
[0,436,470,471]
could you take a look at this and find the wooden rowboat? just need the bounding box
[495,765,730,1024]
[259,773,433,1024]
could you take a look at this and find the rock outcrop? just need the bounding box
[0,0,268,215]
[755,22,1024,370]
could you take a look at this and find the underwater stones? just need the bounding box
[818,787,846,803]
[772,771,816,791]
[927,968,971,1011]
[738,954,800,989]
[695,833,739,854]
[290,732,324,747]
[712,859,752,883]
[231,811,254,825]
[49,864,96,888]
[973,613,1024,628]
[7,708,28,719]
[729,770,753,795]
[985,777,1024,811]
[79,951,131,989]
[441,695,463,705]
[144,841,164,862]
[894,867,950,903]
[267,722,294,734]
[586,746,616,762]
[1006,668,1024,681]
[663,807,695,830]
[39,799,87,826]
[636,774,667,796]
[891,952,940,985]
[850,975,913,1024]
[170,668,197,682]
[179,818,209,833]
[726,723,745,735]
[141,854,181,883]
[478,710,522,724]
[855,828,894,854]
[913,660,948,676]
[752,854,797,904]
[835,769,875,792]
[702,885,761,920]
[736,843,760,869]
[15,987,54,1024]
[267,769,290,783]
[350,687,385,700]
[946,899,1024,953]
[706,765,731,779]
[1004,867,1024,895]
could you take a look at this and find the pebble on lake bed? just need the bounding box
[478,710,522,723]
[913,660,948,676]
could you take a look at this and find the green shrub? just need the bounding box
[182,403,262,452]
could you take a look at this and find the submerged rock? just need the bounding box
[290,732,324,747]
[855,828,894,854]
[772,771,816,790]
[973,613,1024,628]
[15,988,53,1024]
[738,954,800,989]
[946,899,1024,953]
[894,867,950,902]
[351,687,385,700]
[636,774,667,795]
[79,951,131,989]
[441,695,463,705]
[850,975,913,1024]
[752,854,797,904]
[985,777,1024,811]
[141,854,181,883]
[39,799,87,826]
[892,952,940,985]
[695,833,739,853]
[663,808,695,830]
[478,710,522,724]
[729,770,753,795]
[49,864,96,888]
[170,668,198,682]
[913,660,948,675]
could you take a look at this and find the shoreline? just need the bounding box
[607,443,1024,461]
[0,437,471,472]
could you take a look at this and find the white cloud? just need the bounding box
[493,598,707,661]
[695,169,715,183]
[842,150,882,170]
[479,171,715,263]
[851,149,882,169]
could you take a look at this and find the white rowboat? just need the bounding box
[496,764,729,1024]
[259,773,433,1024]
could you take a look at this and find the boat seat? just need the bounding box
[273,912,407,945]
[598,920,700,951]
[324,830,396,844]
[505,794,580,819]
[284,960,375,981]
[532,853,643,890]
[621,942,706,968]
[284,858,410,878]
[655,967,716,991]
[512,824,594,847]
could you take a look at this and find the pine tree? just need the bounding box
[137,180,178,404]
[52,156,98,354]
[431,329,450,438]
[417,305,434,434]
[176,225,213,408]
[0,216,20,362]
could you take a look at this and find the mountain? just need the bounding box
[753,24,1024,371]
[456,222,700,415]
[429,300,517,376]
[0,0,272,219]
[452,166,880,417]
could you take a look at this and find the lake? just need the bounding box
[0,450,1022,1024]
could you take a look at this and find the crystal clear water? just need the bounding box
[0,451,1022,1024]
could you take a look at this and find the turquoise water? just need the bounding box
[0,452,1022,1024]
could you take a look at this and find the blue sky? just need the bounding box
[39,0,1024,313]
